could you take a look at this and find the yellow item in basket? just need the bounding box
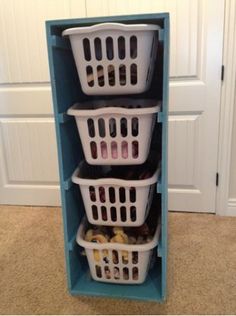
[85,230,109,262]
[110,234,126,244]
[93,249,109,262]
[93,249,109,263]
[90,234,108,243]
[111,227,129,244]
[121,250,129,264]
[113,227,124,235]
[84,229,94,242]
[93,250,100,262]
[111,229,129,264]
[85,229,108,243]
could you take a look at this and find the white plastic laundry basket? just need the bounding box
[62,23,160,95]
[72,161,160,227]
[67,99,160,165]
[76,217,160,284]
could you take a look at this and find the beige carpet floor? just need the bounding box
[0,206,236,315]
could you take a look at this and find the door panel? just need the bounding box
[168,0,224,212]
[0,118,59,205]
[0,119,58,183]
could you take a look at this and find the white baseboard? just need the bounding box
[226,199,236,216]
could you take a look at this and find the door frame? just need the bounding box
[216,0,236,216]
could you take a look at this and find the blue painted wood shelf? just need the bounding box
[46,13,169,302]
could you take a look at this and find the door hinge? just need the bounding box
[221,65,224,81]
[216,173,219,186]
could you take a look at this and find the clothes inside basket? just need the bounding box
[78,157,159,181]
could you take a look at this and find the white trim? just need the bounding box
[216,0,236,216]
[226,199,236,216]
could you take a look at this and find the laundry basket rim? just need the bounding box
[76,216,161,251]
[67,99,161,116]
[71,161,160,187]
[62,22,161,36]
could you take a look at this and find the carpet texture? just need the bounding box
[0,205,236,315]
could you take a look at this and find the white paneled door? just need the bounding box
[0,0,224,212]
[0,0,87,206]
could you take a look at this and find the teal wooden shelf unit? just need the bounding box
[46,13,169,302]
